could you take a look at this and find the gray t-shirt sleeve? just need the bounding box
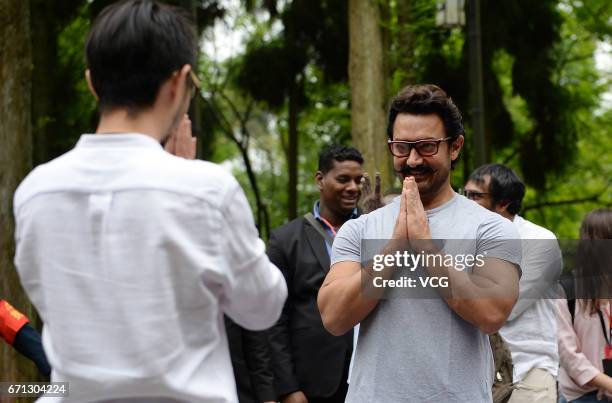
[331,217,363,266]
[476,214,522,276]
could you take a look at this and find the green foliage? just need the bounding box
[296,67,353,216]
[510,0,611,237]
[31,0,610,239]
[237,37,308,108]
[237,0,348,107]
[207,60,353,230]
[389,0,610,237]
[36,1,97,162]
[405,0,597,190]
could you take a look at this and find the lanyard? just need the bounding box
[318,216,338,237]
[597,305,612,359]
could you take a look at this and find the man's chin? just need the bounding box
[340,203,358,213]
[415,179,440,199]
[412,174,430,183]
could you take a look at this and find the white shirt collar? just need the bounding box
[76,133,163,150]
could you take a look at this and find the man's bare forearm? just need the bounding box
[318,243,400,336]
[318,268,377,336]
[424,256,519,333]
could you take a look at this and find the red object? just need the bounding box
[0,300,30,345]
[605,306,612,359]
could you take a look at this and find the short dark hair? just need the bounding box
[387,84,464,168]
[318,145,363,174]
[577,208,612,315]
[468,163,525,215]
[85,0,197,114]
[387,84,464,140]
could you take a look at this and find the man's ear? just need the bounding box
[169,64,191,101]
[85,70,99,101]
[495,200,510,215]
[315,171,324,190]
[450,134,464,162]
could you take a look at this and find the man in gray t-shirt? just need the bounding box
[317,84,521,402]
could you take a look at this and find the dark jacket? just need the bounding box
[225,316,276,403]
[267,217,353,399]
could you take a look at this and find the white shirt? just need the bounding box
[13,134,287,403]
[499,215,562,382]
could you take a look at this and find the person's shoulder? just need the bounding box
[359,196,399,223]
[13,150,77,209]
[482,213,519,239]
[270,216,306,238]
[453,195,519,239]
[336,204,386,240]
[513,215,557,240]
[150,155,242,202]
[456,195,505,221]
[454,194,496,218]
[161,155,235,184]
[274,216,305,232]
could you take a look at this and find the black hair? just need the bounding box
[468,163,525,215]
[318,145,364,174]
[387,84,464,168]
[577,209,612,315]
[387,84,464,140]
[85,0,197,114]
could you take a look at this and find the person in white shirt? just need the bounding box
[465,163,562,402]
[13,1,286,402]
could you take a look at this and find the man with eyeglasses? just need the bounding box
[13,1,286,401]
[465,164,562,403]
[317,84,522,402]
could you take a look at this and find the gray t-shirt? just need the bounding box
[331,193,521,402]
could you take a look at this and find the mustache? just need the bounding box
[398,166,434,176]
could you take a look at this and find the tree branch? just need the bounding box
[523,183,610,212]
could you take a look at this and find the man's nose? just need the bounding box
[346,179,359,193]
[406,147,423,167]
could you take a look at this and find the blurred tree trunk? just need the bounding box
[349,0,395,191]
[30,0,86,165]
[396,0,415,85]
[0,0,40,382]
[287,78,300,220]
[30,0,57,166]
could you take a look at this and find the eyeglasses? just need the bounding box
[188,70,201,99]
[387,137,453,158]
[463,190,490,200]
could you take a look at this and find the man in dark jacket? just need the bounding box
[225,316,277,403]
[267,145,363,403]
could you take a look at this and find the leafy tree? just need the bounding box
[236,0,349,220]
[384,0,610,235]
[1,0,41,381]
[349,0,395,191]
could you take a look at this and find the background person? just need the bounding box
[170,115,277,403]
[0,299,50,376]
[465,163,562,402]
[13,1,286,401]
[557,209,612,403]
[267,145,363,403]
[318,84,521,402]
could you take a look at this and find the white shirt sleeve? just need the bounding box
[508,238,562,321]
[216,181,287,330]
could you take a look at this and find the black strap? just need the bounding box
[568,299,576,324]
[560,277,576,323]
[303,213,334,245]
[597,309,612,347]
